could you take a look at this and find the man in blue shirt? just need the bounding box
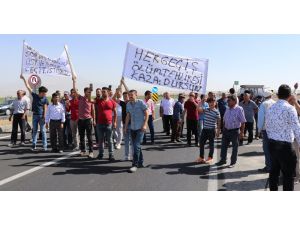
[217,93,228,132]
[125,90,149,173]
[20,74,49,151]
[171,94,185,143]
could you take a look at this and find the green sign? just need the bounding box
[234,81,239,85]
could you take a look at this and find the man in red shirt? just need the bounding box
[72,76,95,158]
[184,92,199,146]
[96,87,117,161]
[66,88,79,151]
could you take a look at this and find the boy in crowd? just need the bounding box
[20,74,48,151]
[45,93,65,153]
[196,98,221,164]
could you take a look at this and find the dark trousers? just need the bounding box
[94,125,99,143]
[163,115,172,135]
[11,113,26,143]
[186,119,198,145]
[220,114,224,132]
[220,128,239,164]
[171,119,182,141]
[240,122,253,144]
[200,128,215,158]
[78,118,93,152]
[269,139,297,191]
[50,120,64,151]
[143,115,154,143]
[63,115,72,147]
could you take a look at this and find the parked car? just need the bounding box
[0,100,14,116]
[237,85,272,99]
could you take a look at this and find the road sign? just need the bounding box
[152,86,158,93]
[152,93,159,102]
[28,74,41,89]
[234,81,239,85]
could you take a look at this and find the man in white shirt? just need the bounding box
[8,90,28,147]
[257,90,276,173]
[45,92,66,153]
[266,84,300,191]
[160,92,175,135]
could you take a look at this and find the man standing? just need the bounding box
[72,76,95,158]
[94,88,102,146]
[198,94,209,141]
[96,87,117,161]
[184,92,199,146]
[45,93,65,153]
[196,97,221,164]
[217,95,246,168]
[171,94,185,143]
[143,90,155,145]
[217,93,228,133]
[239,93,258,145]
[266,84,300,191]
[257,91,275,173]
[8,90,28,147]
[61,91,72,150]
[160,92,175,135]
[20,74,48,151]
[125,90,148,173]
[67,88,79,150]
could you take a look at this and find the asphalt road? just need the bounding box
[0,116,299,191]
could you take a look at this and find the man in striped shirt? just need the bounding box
[196,97,221,164]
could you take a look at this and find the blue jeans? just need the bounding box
[97,124,113,156]
[143,115,154,143]
[124,127,133,159]
[32,114,47,148]
[131,129,144,167]
[262,130,271,171]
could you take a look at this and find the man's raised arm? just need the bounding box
[20,74,32,94]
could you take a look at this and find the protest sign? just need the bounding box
[122,43,209,93]
[22,42,72,77]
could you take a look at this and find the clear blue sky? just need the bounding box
[0,34,299,96]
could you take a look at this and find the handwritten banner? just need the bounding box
[22,42,71,77]
[122,43,209,93]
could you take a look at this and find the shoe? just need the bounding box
[73,147,79,151]
[8,143,16,147]
[109,155,115,161]
[19,142,25,147]
[171,140,176,143]
[138,164,144,168]
[115,144,121,150]
[228,163,236,168]
[97,154,103,160]
[255,137,260,140]
[216,160,227,166]
[205,157,213,164]
[88,152,94,158]
[42,147,48,152]
[258,167,269,173]
[195,157,206,164]
[176,139,183,143]
[196,143,200,147]
[31,145,37,152]
[59,150,64,153]
[129,166,138,173]
[80,151,87,157]
[151,141,155,145]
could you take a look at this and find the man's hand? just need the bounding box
[60,123,64,129]
[9,116,12,122]
[113,122,117,129]
[93,121,96,127]
[123,126,127,134]
[72,75,77,81]
[239,132,244,140]
[46,123,49,130]
[141,124,147,132]
[216,129,221,138]
[20,73,25,80]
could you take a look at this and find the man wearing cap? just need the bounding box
[257,90,275,173]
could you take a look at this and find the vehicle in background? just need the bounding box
[237,85,272,99]
[0,99,14,116]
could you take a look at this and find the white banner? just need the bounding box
[122,43,209,93]
[22,42,72,77]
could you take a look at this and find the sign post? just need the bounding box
[28,74,42,93]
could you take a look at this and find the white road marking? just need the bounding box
[0,151,79,187]
[0,135,11,140]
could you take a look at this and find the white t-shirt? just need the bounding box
[12,98,28,114]
[161,98,175,115]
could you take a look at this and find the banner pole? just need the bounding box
[20,40,25,75]
[64,45,76,78]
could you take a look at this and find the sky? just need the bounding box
[0,34,299,96]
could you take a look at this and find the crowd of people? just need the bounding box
[6,73,300,190]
